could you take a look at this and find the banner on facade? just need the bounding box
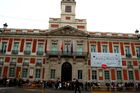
[91,53,122,67]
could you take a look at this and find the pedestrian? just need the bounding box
[74,79,81,93]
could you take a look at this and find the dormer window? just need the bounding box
[65,6,71,12]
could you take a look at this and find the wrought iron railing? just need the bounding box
[37,51,44,55]
[12,50,18,54]
[24,50,31,55]
[46,51,88,57]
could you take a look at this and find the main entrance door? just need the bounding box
[61,62,72,82]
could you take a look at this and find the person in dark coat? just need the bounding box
[74,79,81,93]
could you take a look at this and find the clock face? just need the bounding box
[65,6,71,13]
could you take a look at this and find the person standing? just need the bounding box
[74,79,81,93]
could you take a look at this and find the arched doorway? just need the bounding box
[61,62,72,82]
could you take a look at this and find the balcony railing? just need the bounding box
[127,65,133,69]
[126,54,132,58]
[24,50,31,55]
[12,50,18,54]
[37,51,44,55]
[23,62,29,66]
[46,51,88,58]
[36,62,42,66]
[10,62,16,66]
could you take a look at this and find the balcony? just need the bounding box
[0,61,4,65]
[23,62,29,66]
[10,61,16,66]
[24,50,31,55]
[46,51,88,59]
[12,50,18,54]
[126,54,132,58]
[36,62,42,66]
[37,51,44,55]
[127,65,133,69]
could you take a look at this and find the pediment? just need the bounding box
[47,25,89,37]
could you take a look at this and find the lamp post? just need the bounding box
[0,23,8,33]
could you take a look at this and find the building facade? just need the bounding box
[0,0,140,83]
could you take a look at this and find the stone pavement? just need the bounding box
[0,87,140,93]
[0,87,90,93]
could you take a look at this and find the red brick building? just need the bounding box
[0,0,140,83]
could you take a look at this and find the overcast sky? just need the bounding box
[0,0,140,33]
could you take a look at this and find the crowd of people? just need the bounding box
[0,77,140,92]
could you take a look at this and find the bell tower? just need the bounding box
[61,0,76,22]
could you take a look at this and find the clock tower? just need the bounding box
[49,0,87,31]
[61,0,76,22]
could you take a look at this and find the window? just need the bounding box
[36,59,42,66]
[22,68,28,78]
[9,68,15,77]
[77,44,83,55]
[35,69,41,79]
[0,67,2,77]
[127,61,132,66]
[64,43,71,53]
[92,70,97,80]
[50,69,55,79]
[114,45,119,53]
[125,46,130,55]
[1,42,7,54]
[117,70,122,80]
[37,43,43,52]
[65,6,71,12]
[51,43,58,52]
[23,59,29,66]
[25,42,31,51]
[91,45,96,52]
[128,71,134,80]
[104,71,110,80]
[78,70,82,79]
[102,45,108,53]
[10,58,16,66]
[136,47,140,57]
[13,42,19,50]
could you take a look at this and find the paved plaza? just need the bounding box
[0,87,140,93]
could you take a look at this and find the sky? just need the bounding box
[0,0,140,33]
